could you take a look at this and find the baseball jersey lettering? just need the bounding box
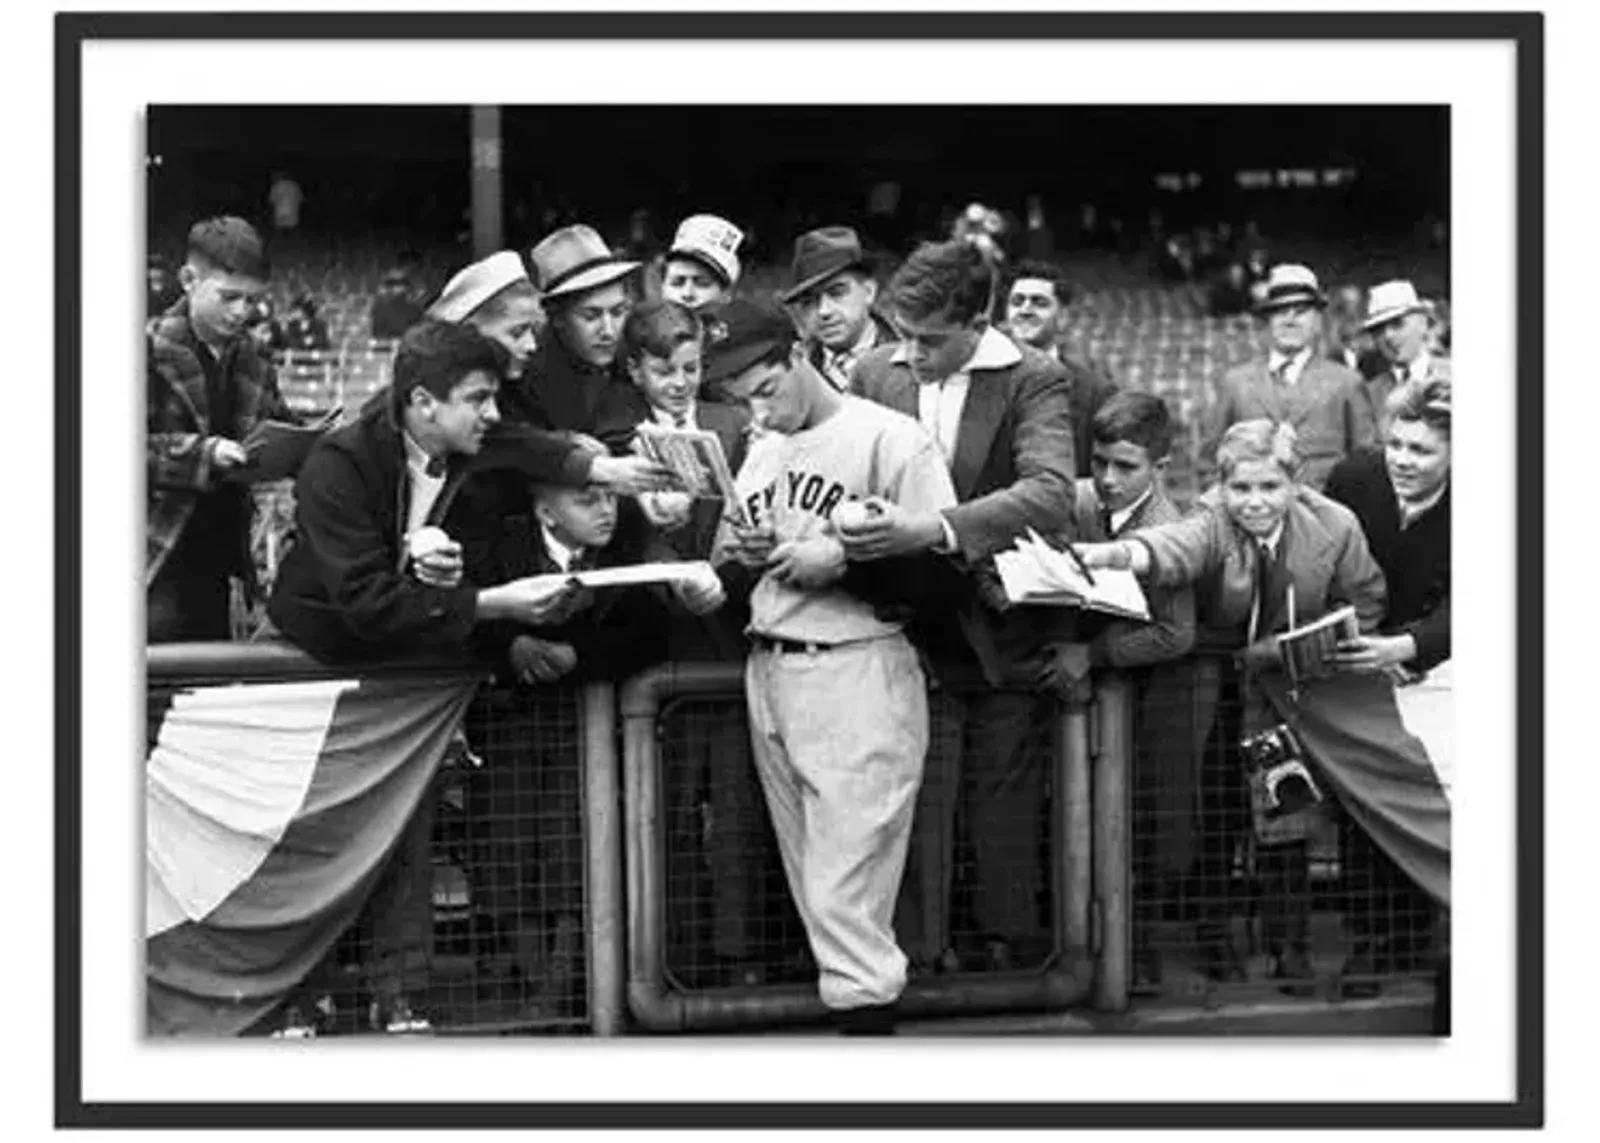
[719,396,957,645]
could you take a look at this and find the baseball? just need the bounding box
[653,490,693,515]
[407,526,454,560]
[835,500,875,533]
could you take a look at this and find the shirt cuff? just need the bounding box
[935,514,959,555]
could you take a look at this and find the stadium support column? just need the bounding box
[470,105,504,257]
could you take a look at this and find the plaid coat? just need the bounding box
[145,303,295,587]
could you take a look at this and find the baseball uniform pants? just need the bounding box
[745,632,927,1011]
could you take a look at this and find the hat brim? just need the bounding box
[541,260,641,301]
[780,258,871,304]
[1360,303,1428,331]
[1255,289,1327,314]
[703,341,787,391]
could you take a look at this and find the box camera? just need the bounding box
[1239,724,1323,820]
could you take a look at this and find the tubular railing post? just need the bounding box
[581,682,624,1036]
[1093,672,1133,1012]
[1060,698,1093,957]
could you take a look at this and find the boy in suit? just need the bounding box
[1037,393,1197,991]
[1200,264,1369,493]
[461,443,725,1017]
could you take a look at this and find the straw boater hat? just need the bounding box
[1360,279,1431,331]
[426,251,531,322]
[668,214,745,288]
[528,224,640,302]
[780,226,872,304]
[1255,264,1327,312]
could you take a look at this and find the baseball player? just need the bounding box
[704,300,958,1035]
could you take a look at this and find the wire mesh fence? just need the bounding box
[1123,658,1442,1008]
[652,683,1078,1003]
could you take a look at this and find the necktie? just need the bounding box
[1099,506,1115,539]
[567,548,590,574]
[673,412,688,430]
[1250,540,1276,642]
[1271,357,1291,386]
[424,456,447,478]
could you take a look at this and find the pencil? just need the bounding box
[1061,537,1098,587]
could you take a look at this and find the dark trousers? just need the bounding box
[361,792,437,1002]
[896,690,1047,960]
[1340,810,1435,958]
[147,563,231,643]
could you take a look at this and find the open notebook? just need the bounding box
[992,529,1152,621]
[518,560,716,592]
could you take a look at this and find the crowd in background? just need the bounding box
[146,196,1451,1039]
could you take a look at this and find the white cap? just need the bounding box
[426,251,532,322]
[1361,279,1429,331]
[668,214,744,287]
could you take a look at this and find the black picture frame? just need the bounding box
[58,8,1544,1131]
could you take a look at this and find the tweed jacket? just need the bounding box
[1200,352,1369,492]
[852,329,1076,563]
[852,328,1076,684]
[145,305,296,587]
[1128,484,1388,652]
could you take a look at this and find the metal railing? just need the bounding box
[619,662,1104,1033]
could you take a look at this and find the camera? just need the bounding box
[1239,725,1323,820]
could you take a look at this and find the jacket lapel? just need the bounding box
[948,370,1009,500]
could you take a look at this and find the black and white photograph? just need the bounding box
[46,8,1548,1132]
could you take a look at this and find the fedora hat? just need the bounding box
[668,214,744,288]
[780,226,872,304]
[528,224,640,302]
[1360,279,1430,331]
[426,251,531,322]
[1255,264,1327,313]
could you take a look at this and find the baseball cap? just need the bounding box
[700,299,799,389]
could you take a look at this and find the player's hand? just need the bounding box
[508,635,578,685]
[835,497,944,560]
[727,522,778,568]
[209,438,249,470]
[1329,634,1416,674]
[639,490,694,531]
[671,564,726,615]
[1035,642,1094,705]
[590,453,675,495]
[766,536,846,589]
[406,527,464,589]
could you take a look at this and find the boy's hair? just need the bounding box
[392,320,503,410]
[1092,391,1174,460]
[1216,418,1299,480]
[1386,375,1451,438]
[185,216,270,281]
[1006,259,1074,307]
[622,298,702,365]
[886,239,993,326]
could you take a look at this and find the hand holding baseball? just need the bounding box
[671,563,726,615]
[408,527,464,589]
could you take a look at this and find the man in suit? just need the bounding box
[147,216,299,643]
[1001,259,1122,478]
[781,226,899,392]
[1200,263,1369,493]
[1356,279,1452,444]
[845,238,1077,973]
[1037,392,1197,992]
